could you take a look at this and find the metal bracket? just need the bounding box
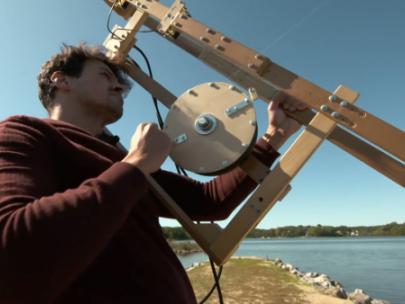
[225,87,258,117]
[174,133,188,144]
[158,0,188,36]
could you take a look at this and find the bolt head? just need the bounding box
[329,95,338,102]
[320,105,329,112]
[331,112,341,119]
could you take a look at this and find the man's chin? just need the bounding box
[104,108,123,125]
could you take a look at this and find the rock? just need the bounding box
[290,269,303,277]
[348,289,372,304]
[304,272,319,278]
[321,286,348,299]
[274,258,283,266]
[371,300,390,304]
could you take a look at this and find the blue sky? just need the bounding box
[0,0,403,228]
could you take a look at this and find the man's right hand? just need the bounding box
[121,123,172,175]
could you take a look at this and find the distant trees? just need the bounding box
[162,222,405,240]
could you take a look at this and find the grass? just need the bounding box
[187,257,308,304]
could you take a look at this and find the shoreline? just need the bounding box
[186,257,390,304]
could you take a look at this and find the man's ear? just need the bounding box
[50,71,71,91]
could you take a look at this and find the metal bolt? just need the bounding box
[255,54,265,60]
[340,101,349,108]
[329,95,338,103]
[221,36,231,43]
[331,112,342,119]
[197,117,210,129]
[206,28,216,35]
[320,105,329,112]
[215,44,224,51]
[188,89,197,96]
[199,36,209,43]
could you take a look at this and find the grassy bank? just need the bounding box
[187,257,352,304]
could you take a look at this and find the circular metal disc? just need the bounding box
[164,82,257,175]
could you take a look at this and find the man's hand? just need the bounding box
[264,93,307,149]
[121,123,172,175]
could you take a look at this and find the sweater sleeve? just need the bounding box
[152,138,279,221]
[0,119,148,303]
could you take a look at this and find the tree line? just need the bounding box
[162,222,405,240]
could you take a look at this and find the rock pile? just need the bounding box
[273,258,390,304]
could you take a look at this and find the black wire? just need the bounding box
[133,46,165,129]
[199,262,223,304]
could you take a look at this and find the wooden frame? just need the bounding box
[103,0,405,265]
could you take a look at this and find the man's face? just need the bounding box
[68,59,128,123]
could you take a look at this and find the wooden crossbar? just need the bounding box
[103,0,405,266]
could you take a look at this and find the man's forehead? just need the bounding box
[85,59,115,72]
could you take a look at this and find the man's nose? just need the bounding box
[112,82,129,97]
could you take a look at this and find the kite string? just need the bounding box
[260,0,331,53]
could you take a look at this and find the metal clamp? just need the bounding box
[158,0,188,36]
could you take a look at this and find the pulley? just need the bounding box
[164,82,258,175]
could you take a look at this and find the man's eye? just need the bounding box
[101,72,111,80]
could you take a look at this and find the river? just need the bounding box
[178,237,405,304]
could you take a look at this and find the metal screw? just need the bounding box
[215,44,224,51]
[206,28,216,35]
[331,112,342,119]
[340,101,349,108]
[188,89,197,96]
[329,95,338,103]
[241,143,248,148]
[197,117,210,129]
[320,105,329,112]
[255,54,265,60]
[199,36,209,43]
[221,36,231,43]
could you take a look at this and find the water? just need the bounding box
[178,237,405,304]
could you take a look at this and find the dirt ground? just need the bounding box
[187,257,352,304]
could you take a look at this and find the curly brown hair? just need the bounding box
[37,43,131,111]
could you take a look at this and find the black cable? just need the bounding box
[199,262,223,304]
[133,46,165,129]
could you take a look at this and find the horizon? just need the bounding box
[1,0,404,229]
[162,221,405,229]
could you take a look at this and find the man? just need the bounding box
[0,44,305,303]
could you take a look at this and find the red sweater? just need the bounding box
[0,115,279,304]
